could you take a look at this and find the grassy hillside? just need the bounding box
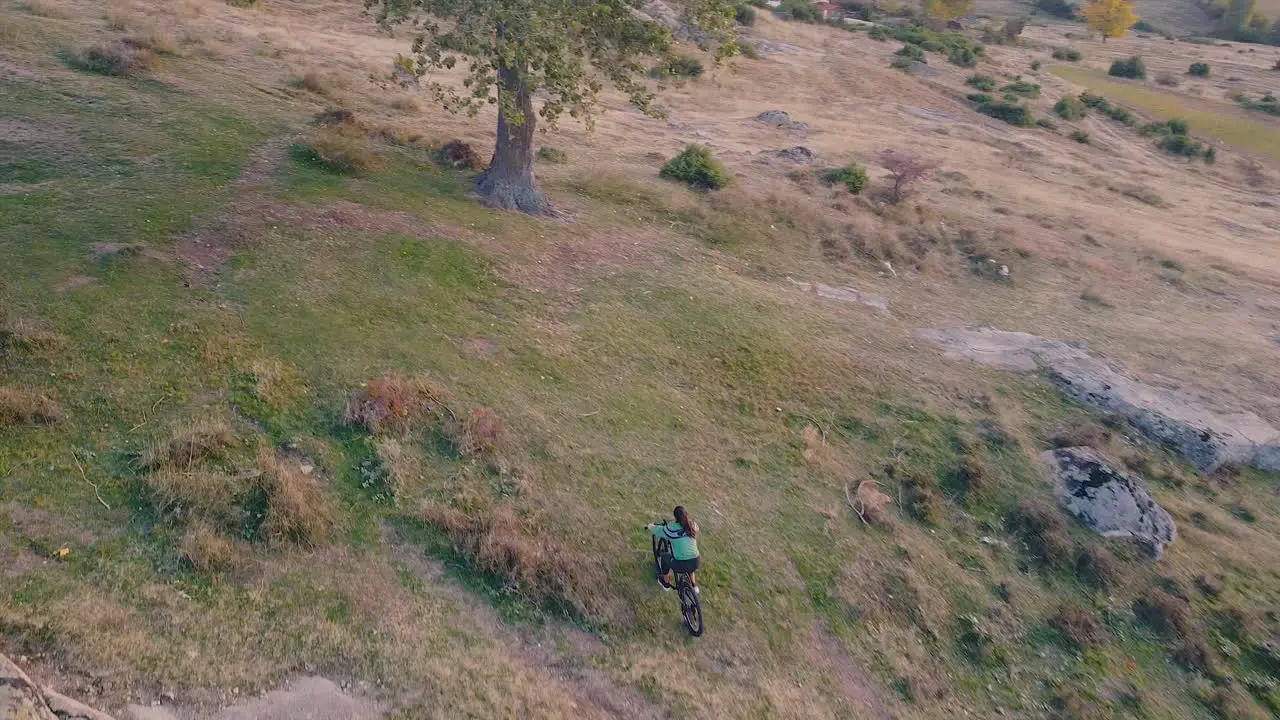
[2,1,1279,718]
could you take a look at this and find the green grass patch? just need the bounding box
[1052,65,1280,161]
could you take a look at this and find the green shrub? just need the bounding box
[1052,47,1082,61]
[1069,130,1090,143]
[779,0,823,22]
[1132,19,1160,33]
[1037,0,1078,19]
[536,147,567,164]
[896,43,926,61]
[660,144,731,190]
[1001,79,1041,98]
[1080,93,1135,125]
[1188,61,1210,77]
[1036,117,1057,129]
[1055,95,1086,120]
[890,56,915,70]
[1031,60,1042,71]
[735,3,756,25]
[1238,93,1280,115]
[966,74,997,91]
[62,41,153,76]
[949,45,979,67]
[977,100,1033,127]
[740,42,761,60]
[966,92,993,104]
[868,25,889,41]
[1109,55,1146,79]
[1140,119,1215,161]
[821,163,869,194]
[653,54,704,78]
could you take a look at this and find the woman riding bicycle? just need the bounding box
[648,505,700,594]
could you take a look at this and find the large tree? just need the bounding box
[1079,0,1138,41]
[368,0,739,214]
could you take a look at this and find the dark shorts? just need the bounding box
[669,556,700,574]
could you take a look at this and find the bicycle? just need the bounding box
[650,521,704,637]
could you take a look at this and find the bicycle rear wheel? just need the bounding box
[678,579,703,637]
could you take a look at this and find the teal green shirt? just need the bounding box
[652,522,699,561]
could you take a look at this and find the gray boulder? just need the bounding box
[755,111,809,134]
[1041,447,1177,559]
[775,146,816,164]
[916,327,1280,473]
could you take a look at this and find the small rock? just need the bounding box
[774,146,816,164]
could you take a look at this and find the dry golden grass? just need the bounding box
[145,467,243,521]
[245,357,308,405]
[21,0,72,19]
[1,317,65,358]
[0,15,20,46]
[142,417,236,469]
[454,406,507,458]
[181,521,244,573]
[256,445,336,546]
[374,437,421,501]
[0,387,60,425]
[297,126,382,176]
[425,503,606,619]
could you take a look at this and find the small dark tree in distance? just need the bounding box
[880,150,938,203]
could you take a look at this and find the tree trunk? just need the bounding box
[475,62,552,215]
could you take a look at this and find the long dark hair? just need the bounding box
[673,505,697,538]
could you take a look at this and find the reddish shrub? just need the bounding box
[344,371,432,434]
[439,140,485,170]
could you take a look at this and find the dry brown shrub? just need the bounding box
[125,24,180,55]
[145,467,243,523]
[373,125,424,147]
[344,371,434,434]
[1049,414,1111,449]
[1133,590,1190,637]
[142,418,235,469]
[103,2,132,30]
[311,108,357,127]
[301,126,381,176]
[181,521,242,574]
[390,96,419,112]
[1007,499,1073,567]
[1050,604,1105,649]
[0,387,59,425]
[848,479,892,524]
[424,504,602,617]
[295,71,345,96]
[1074,545,1120,590]
[454,406,507,458]
[1174,636,1216,674]
[951,454,988,498]
[439,140,485,170]
[256,446,336,546]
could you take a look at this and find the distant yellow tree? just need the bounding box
[925,0,973,23]
[1080,0,1140,41]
